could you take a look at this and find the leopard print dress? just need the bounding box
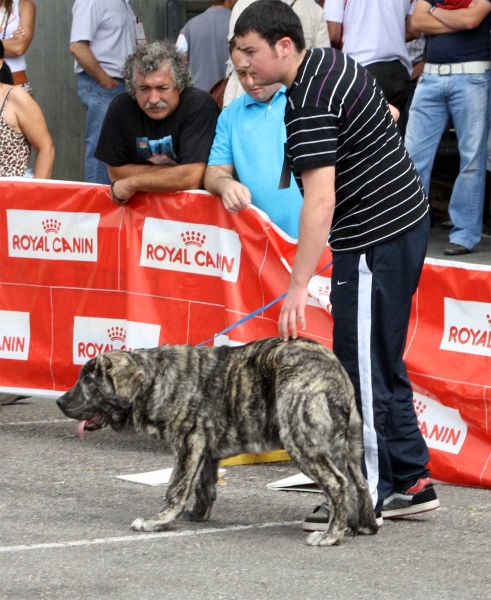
[0,89,31,177]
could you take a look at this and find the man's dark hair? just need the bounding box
[124,40,194,98]
[234,0,305,53]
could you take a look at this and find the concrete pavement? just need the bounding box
[1,397,491,600]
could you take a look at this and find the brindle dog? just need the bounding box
[57,337,378,546]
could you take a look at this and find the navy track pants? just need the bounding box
[330,215,431,514]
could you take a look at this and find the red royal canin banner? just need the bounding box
[0,179,490,488]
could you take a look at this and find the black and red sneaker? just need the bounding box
[382,478,440,519]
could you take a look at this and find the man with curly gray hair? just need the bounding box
[95,40,219,203]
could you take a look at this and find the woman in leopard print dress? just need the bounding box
[0,40,54,177]
[0,39,53,407]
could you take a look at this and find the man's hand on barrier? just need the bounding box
[221,180,251,214]
[110,179,133,205]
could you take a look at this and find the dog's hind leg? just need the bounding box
[345,403,379,536]
[284,442,350,547]
[131,435,208,533]
[348,463,379,535]
[184,456,219,522]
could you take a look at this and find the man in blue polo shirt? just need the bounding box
[407,0,491,256]
[204,40,303,238]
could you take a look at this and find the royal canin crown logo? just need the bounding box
[141,219,241,283]
[73,317,161,365]
[441,299,491,357]
[0,310,30,360]
[42,218,61,234]
[180,231,206,247]
[413,398,427,417]
[413,390,467,454]
[7,210,100,262]
[107,326,126,343]
[447,313,491,346]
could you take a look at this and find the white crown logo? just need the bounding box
[42,218,61,234]
[180,230,206,247]
[107,326,126,343]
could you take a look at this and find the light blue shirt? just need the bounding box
[208,87,303,239]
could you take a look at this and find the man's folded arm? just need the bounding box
[108,163,164,181]
[114,162,207,194]
[412,0,456,33]
[431,0,491,30]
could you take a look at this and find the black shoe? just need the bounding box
[303,502,383,532]
[482,224,491,239]
[303,502,331,532]
[441,220,453,230]
[381,478,440,519]
[444,243,470,256]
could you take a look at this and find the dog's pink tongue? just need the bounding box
[77,420,87,441]
[77,414,106,440]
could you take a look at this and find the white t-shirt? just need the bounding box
[70,0,137,78]
[324,0,415,74]
[0,0,26,73]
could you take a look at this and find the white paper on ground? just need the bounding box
[266,472,322,493]
[116,467,226,486]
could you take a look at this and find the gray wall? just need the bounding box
[26,0,209,182]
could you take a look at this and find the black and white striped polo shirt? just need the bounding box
[285,48,428,252]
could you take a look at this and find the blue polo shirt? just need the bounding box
[208,87,303,239]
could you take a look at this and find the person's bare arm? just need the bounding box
[110,163,207,204]
[204,164,251,213]
[69,41,118,89]
[405,15,421,41]
[108,163,164,181]
[431,0,491,29]
[412,0,456,34]
[2,0,35,58]
[389,104,400,122]
[327,22,342,49]
[278,166,336,341]
[411,60,426,80]
[13,88,54,178]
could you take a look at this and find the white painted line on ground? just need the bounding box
[0,521,303,554]
[0,419,72,426]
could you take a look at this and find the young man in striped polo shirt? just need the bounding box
[234,0,439,532]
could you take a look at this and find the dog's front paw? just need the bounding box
[306,530,344,547]
[131,517,172,533]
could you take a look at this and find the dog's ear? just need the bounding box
[103,351,145,409]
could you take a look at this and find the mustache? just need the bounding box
[144,100,169,109]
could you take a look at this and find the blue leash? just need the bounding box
[197,260,333,347]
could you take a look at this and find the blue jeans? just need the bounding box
[405,71,490,250]
[77,72,126,185]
